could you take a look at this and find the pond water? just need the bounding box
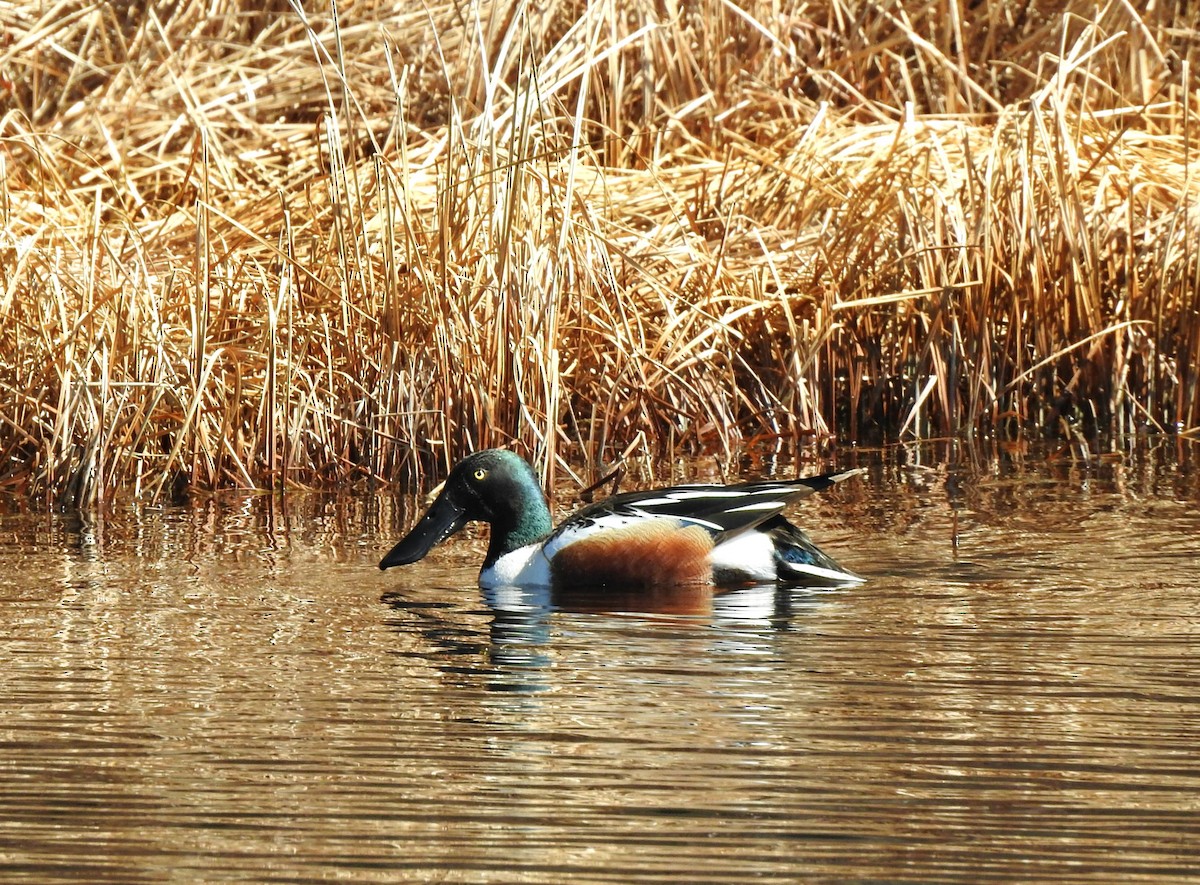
[3,442,1200,883]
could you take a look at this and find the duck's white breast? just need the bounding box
[479,544,552,589]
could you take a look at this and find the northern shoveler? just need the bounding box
[378,449,863,589]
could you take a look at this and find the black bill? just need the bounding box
[379,493,469,570]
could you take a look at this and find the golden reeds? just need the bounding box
[1,0,1197,505]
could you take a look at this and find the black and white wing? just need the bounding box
[549,468,862,544]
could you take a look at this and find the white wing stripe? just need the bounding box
[663,489,747,500]
[635,487,797,505]
[678,516,724,530]
[723,501,786,513]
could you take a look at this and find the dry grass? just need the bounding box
[1,0,1197,505]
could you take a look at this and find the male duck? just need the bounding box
[379,449,863,590]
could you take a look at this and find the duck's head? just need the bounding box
[379,449,553,570]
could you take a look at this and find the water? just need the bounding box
[3,444,1200,882]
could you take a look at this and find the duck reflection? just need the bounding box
[485,581,832,625]
[384,579,847,697]
[487,582,716,618]
[381,588,554,695]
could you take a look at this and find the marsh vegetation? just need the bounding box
[2,0,1198,505]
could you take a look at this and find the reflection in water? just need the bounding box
[2,442,1200,882]
[482,577,843,626]
[384,583,846,697]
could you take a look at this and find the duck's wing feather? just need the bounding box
[549,468,862,544]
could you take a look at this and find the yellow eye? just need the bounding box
[473,468,488,481]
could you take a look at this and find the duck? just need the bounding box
[378,449,863,590]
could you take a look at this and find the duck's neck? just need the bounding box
[485,486,554,565]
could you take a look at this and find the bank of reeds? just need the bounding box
[1,0,1197,505]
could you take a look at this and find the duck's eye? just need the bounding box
[473,468,488,481]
